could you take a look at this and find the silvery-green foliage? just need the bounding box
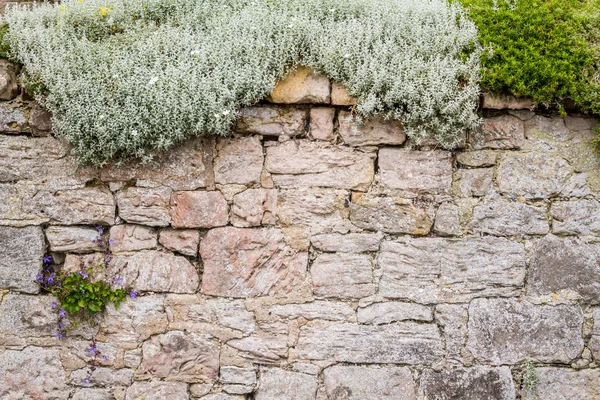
[4,0,481,165]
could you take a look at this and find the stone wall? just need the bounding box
[1,65,600,399]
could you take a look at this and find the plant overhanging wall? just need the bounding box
[4,0,481,165]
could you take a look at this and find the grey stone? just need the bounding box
[46,226,103,253]
[456,150,497,167]
[235,106,308,136]
[214,136,264,185]
[591,308,600,361]
[467,298,584,364]
[435,304,469,362]
[378,237,525,303]
[418,367,516,400]
[338,111,406,146]
[70,367,133,387]
[220,366,257,385]
[200,395,244,400]
[379,148,453,192]
[189,383,213,397]
[527,235,600,304]
[0,60,19,100]
[71,389,113,400]
[0,226,44,293]
[357,302,433,324]
[110,224,157,252]
[126,381,189,400]
[533,368,600,400]
[116,186,171,227]
[0,347,69,400]
[564,116,599,132]
[0,294,57,338]
[433,203,461,236]
[0,102,28,133]
[255,368,318,400]
[311,253,375,299]
[551,199,600,236]
[226,335,288,364]
[29,103,52,136]
[481,93,534,110]
[323,365,416,400]
[311,232,383,253]
[453,168,494,197]
[470,115,525,149]
[268,301,355,321]
[297,321,443,364]
[469,199,549,236]
[223,384,254,394]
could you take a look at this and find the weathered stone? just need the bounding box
[418,367,516,400]
[350,194,435,235]
[357,302,433,324]
[297,321,443,364]
[497,152,573,199]
[0,347,69,400]
[171,191,227,229]
[338,111,405,146]
[46,226,103,253]
[189,383,213,397]
[265,140,375,190]
[277,188,349,234]
[137,331,219,383]
[323,365,416,400]
[235,106,308,136]
[70,367,133,387]
[331,82,358,106]
[456,150,498,167]
[453,168,494,197]
[221,366,257,385]
[116,186,171,227]
[267,66,330,104]
[435,304,469,362]
[71,388,113,400]
[126,382,189,400]
[433,203,461,236]
[310,232,383,253]
[25,187,115,225]
[223,384,253,395]
[231,188,277,227]
[526,235,600,303]
[467,298,584,364]
[100,138,214,191]
[0,102,27,133]
[0,226,44,293]
[591,308,600,361]
[524,115,574,145]
[0,60,19,100]
[225,335,288,364]
[255,368,318,400]
[551,199,600,235]
[564,116,599,132]
[311,253,375,299]
[159,229,199,256]
[470,115,525,149]
[308,107,335,141]
[110,224,157,252]
[481,93,534,110]
[0,294,57,338]
[469,199,549,236]
[378,237,525,303]
[268,301,355,322]
[533,368,600,400]
[214,137,264,185]
[379,148,452,192]
[201,395,243,400]
[200,227,307,298]
[29,103,52,136]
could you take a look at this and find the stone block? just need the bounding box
[267,66,330,104]
[308,107,335,140]
[323,365,416,400]
[0,60,19,100]
[171,191,229,228]
[470,115,525,149]
[311,253,375,299]
[469,199,549,236]
[0,102,28,133]
[47,226,103,253]
[214,136,264,185]
[220,366,257,386]
[29,103,52,136]
[357,302,433,324]
[126,382,189,400]
[331,82,357,105]
[310,232,383,253]
[433,203,461,236]
[71,389,113,400]
[277,188,349,232]
[116,186,171,226]
[159,229,200,256]
[591,308,600,361]
[481,93,534,110]
[418,367,516,400]
[0,294,57,338]
[255,368,318,400]
[109,224,157,252]
[435,304,469,362]
[379,148,453,192]
[70,367,133,387]
[225,335,288,364]
[235,106,308,136]
[551,199,600,236]
[0,226,44,293]
[533,368,600,400]
[452,168,494,197]
[268,301,355,322]
[231,188,277,227]
[338,111,405,146]
[456,150,497,167]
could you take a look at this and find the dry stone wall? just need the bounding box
[1,65,600,399]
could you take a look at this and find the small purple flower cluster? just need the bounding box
[36,254,58,289]
[93,225,114,266]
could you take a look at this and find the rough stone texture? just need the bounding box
[0,60,19,101]
[255,368,318,400]
[0,347,69,400]
[200,227,307,298]
[435,304,469,362]
[311,253,375,299]
[29,103,52,136]
[277,188,349,233]
[267,66,330,104]
[591,308,600,361]
[268,301,354,322]
[378,238,525,303]
[137,331,219,383]
[110,224,157,252]
[533,368,600,400]
[0,294,57,338]
[323,365,416,400]
[470,115,525,149]
[331,82,357,106]
[0,225,44,293]
[469,199,549,236]
[456,150,497,167]
[357,302,433,324]
[171,191,229,228]
[71,389,113,400]
[453,168,494,197]
[433,203,461,236]
[126,381,189,400]
[231,188,277,227]
[225,335,288,364]
[551,199,600,235]
[350,193,434,235]
[220,366,257,386]
[379,148,452,192]
[338,111,406,146]
[46,226,103,253]
[310,232,383,253]
[117,186,171,227]
[467,299,584,364]
[265,140,375,190]
[159,229,200,256]
[526,235,600,303]
[308,107,335,141]
[418,367,516,400]
[0,102,27,133]
[235,106,308,136]
[214,137,264,185]
[481,93,534,110]
[297,321,443,364]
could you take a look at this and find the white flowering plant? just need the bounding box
[4,0,481,165]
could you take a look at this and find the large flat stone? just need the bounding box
[268,301,355,322]
[255,368,318,400]
[310,232,383,253]
[265,140,375,190]
[277,188,349,233]
[170,191,229,228]
[418,367,516,400]
[469,199,549,236]
[126,381,189,400]
[551,199,600,235]
[266,66,330,104]
[470,115,525,149]
[338,111,406,146]
[225,335,288,364]
[116,186,171,227]
[323,365,416,400]
[357,302,433,324]
[158,229,199,256]
[46,226,103,253]
[0,294,57,338]
[378,148,452,192]
[297,321,443,364]
[452,168,494,197]
[214,137,264,185]
[235,106,308,136]
[311,253,375,299]
[533,368,600,400]
[200,227,307,298]
[0,226,44,293]
[467,299,584,364]
[378,238,525,303]
[109,224,157,253]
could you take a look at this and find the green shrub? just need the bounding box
[4,0,481,165]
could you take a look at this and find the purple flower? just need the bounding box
[95,225,104,235]
[114,276,123,285]
[81,289,85,295]
[102,355,108,361]
[58,322,66,330]
[108,238,115,245]
[43,254,53,264]
[55,332,64,340]
[58,308,66,318]
[36,273,43,283]
[51,301,58,309]
[115,216,121,224]
[87,345,98,355]
[78,271,89,279]
[129,290,138,298]
[82,378,90,384]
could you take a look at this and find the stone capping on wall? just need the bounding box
[1,62,600,400]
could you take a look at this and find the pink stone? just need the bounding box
[309,108,335,141]
[110,224,157,252]
[214,136,264,185]
[470,115,525,150]
[231,189,277,227]
[171,191,229,228]
[338,111,405,146]
[235,106,308,137]
[116,186,172,227]
[159,229,200,257]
